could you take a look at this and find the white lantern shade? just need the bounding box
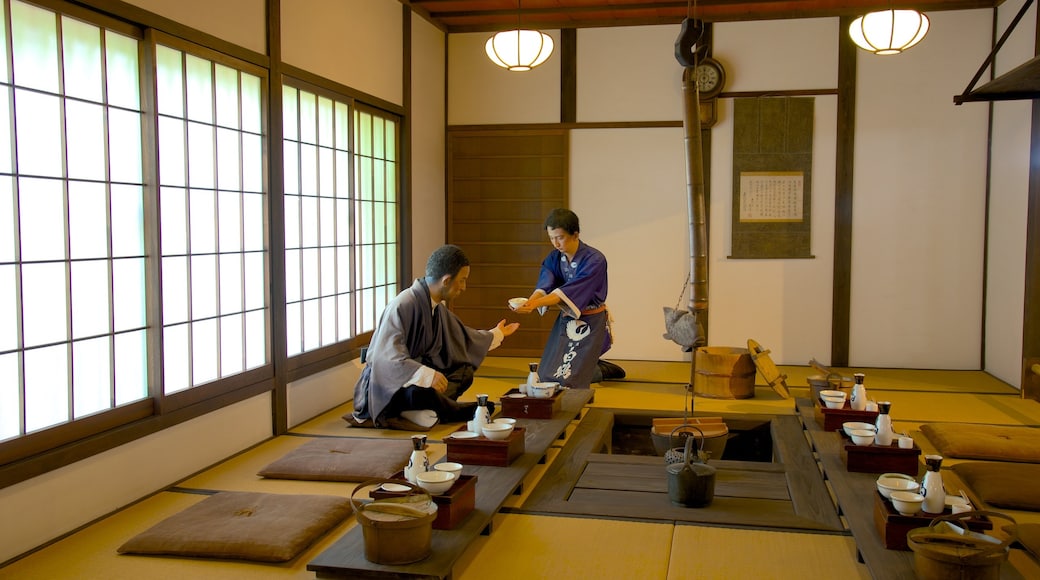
[485,29,554,71]
[849,10,930,55]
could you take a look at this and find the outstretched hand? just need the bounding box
[495,319,520,337]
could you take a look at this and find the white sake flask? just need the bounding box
[922,454,946,514]
[404,434,429,484]
[850,373,867,411]
[874,401,894,447]
[468,394,491,434]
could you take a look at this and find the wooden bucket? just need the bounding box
[650,417,729,460]
[692,346,756,399]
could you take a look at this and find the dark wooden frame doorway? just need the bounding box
[446,128,569,358]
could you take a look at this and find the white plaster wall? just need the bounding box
[0,394,272,564]
[282,0,403,105]
[123,0,267,54]
[705,19,839,365]
[850,10,991,369]
[985,1,1035,388]
[705,95,838,366]
[447,31,561,125]
[577,26,686,122]
[287,360,363,426]
[410,13,447,277]
[714,18,839,92]
[570,127,688,361]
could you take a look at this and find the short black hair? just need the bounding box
[425,244,470,281]
[544,208,579,234]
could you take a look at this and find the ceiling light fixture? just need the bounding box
[485,0,554,71]
[849,9,930,55]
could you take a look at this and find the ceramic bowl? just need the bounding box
[946,495,970,509]
[481,422,514,440]
[842,421,876,436]
[416,470,456,495]
[822,394,846,409]
[433,462,463,479]
[890,491,925,516]
[508,297,527,310]
[494,417,517,426]
[528,382,558,399]
[848,428,876,446]
[820,389,845,399]
[876,475,920,499]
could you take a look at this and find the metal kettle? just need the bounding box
[666,431,716,507]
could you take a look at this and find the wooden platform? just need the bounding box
[306,388,594,579]
[795,397,1028,580]
[519,409,844,531]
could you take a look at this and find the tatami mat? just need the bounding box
[478,357,1019,395]
[3,358,1037,580]
[0,491,355,580]
[453,513,674,579]
[666,525,870,580]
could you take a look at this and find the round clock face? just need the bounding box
[696,66,719,92]
[693,58,725,99]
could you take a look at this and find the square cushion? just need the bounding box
[117,491,351,562]
[920,423,1040,463]
[258,437,411,481]
[952,462,1040,511]
[1011,523,1040,562]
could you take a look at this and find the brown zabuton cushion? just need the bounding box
[952,462,1040,511]
[920,423,1040,463]
[258,437,411,481]
[117,491,351,562]
[1011,523,1040,562]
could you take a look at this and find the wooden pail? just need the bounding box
[692,346,756,399]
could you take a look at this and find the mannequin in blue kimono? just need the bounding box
[347,245,519,430]
[512,209,621,388]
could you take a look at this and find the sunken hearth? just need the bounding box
[517,409,844,532]
[610,413,775,462]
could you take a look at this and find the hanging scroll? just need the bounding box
[730,98,814,259]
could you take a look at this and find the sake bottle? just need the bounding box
[850,373,868,411]
[468,394,491,434]
[524,362,540,395]
[874,401,894,446]
[922,454,946,514]
[404,435,429,484]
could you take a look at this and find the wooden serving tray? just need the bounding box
[445,426,526,467]
[816,398,879,432]
[500,388,562,419]
[370,473,477,530]
[843,440,921,475]
[872,490,992,550]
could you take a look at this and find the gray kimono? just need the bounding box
[351,279,494,427]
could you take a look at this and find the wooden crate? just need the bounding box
[816,398,879,432]
[844,440,921,475]
[445,426,526,467]
[872,490,992,550]
[370,473,477,530]
[500,389,562,419]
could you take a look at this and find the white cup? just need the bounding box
[898,436,914,449]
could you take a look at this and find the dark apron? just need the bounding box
[538,309,609,389]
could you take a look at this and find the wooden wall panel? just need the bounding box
[447,129,568,358]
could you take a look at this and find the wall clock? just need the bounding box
[693,57,725,100]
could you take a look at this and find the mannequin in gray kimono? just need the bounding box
[347,245,519,430]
